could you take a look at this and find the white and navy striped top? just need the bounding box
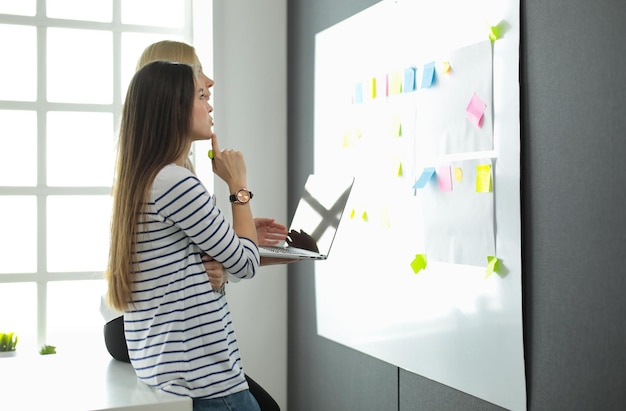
[124,164,260,399]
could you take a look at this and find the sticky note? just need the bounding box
[421,61,436,88]
[385,74,389,96]
[403,67,416,92]
[380,208,391,229]
[350,208,356,219]
[453,167,463,182]
[361,211,368,222]
[466,93,487,128]
[391,114,402,137]
[485,256,499,278]
[489,25,501,41]
[442,61,451,74]
[411,254,427,274]
[476,164,492,192]
[354,83,364,104]
[437,166,453,192]
[390,71,403,95]
[370,77,377,99]
[397,162,403,177]
[208,149,214,159]
[342,131,352,148]
[413,167,436,189]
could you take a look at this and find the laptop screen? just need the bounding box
[287,175,354,256]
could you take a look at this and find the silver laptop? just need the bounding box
[259,174,355,260]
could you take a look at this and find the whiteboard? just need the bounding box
[313,1,525,410]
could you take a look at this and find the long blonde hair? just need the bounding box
[105,60,197,311]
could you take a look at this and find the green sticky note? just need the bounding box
[485,256,499,278]
[208,149,214,159]
[489,25,501,41]
[411,254,427,274]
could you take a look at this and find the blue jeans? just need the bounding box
[193,389,261,411]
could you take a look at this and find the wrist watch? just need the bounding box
[229,188,253,204]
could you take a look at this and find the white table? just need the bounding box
[0,351,191,410]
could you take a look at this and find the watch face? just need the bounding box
[237,190,250,203]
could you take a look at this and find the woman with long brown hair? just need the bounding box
[106,60,260,410]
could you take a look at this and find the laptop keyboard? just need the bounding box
[261,246,298,254]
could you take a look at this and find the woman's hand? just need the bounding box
[255,218,288,246]
[210,134,247,190]
[202,254,227,290]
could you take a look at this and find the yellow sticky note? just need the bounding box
[350,208,356,219]
[342,131,352,148]
[390,71,403,95]
[485,256,499,278]
[453,167,463,182]
[397,162,403,177]
[208,149,214,159]
[380,208,391,229]
[443,61,451,73]
[370,77,377,99]
[476,164,492,192]
[411,254,427,274]
[391,115,402,137]
[361,211,368,222]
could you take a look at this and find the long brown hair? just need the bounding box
[136,40,202,173]
[106,61,196,311]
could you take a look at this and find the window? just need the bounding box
[0,0,198,355]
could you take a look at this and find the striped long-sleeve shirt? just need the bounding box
[124,164,260,399]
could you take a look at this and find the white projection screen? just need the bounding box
[313,1,525,410]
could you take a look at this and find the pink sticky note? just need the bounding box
[466,93,487,128]
[437,166,453,192]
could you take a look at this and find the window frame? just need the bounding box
[0,0,205,349]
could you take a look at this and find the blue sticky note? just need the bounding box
[413,167,436,189]
[421,62,436,88]
[403,67,416,92]
[354,82,364,104]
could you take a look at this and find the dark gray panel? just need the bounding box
[288,260,397,411]
[287,1,397,408]
[522,0,626,410]
[399,369,505,411]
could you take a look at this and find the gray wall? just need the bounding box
[287,1,626,410]
[210,1,288,408]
